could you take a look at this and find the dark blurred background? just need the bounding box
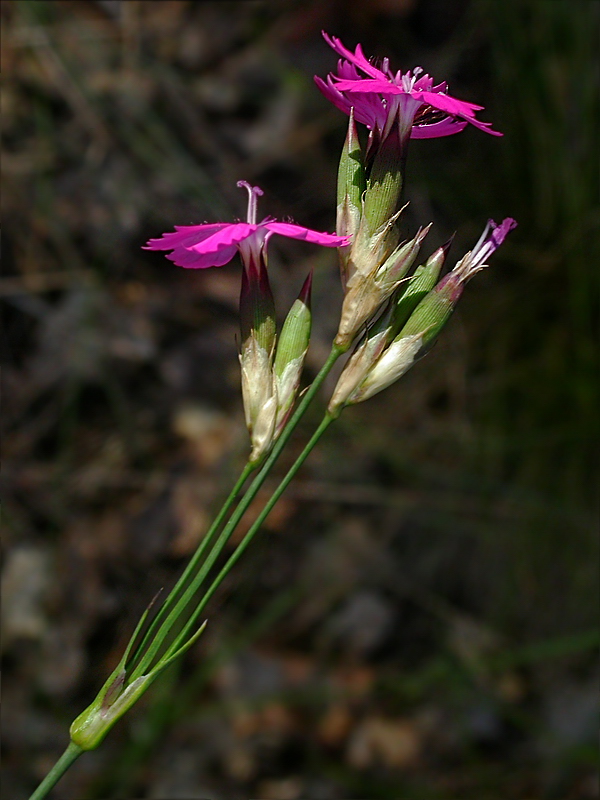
[2,1,598,798]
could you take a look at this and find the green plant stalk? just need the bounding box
[127,461,255,671]
[29,346,345,800]
[166,413,336,655]
[28,742,83,800]
[130,344,345,678]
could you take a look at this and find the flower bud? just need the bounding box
[337,110,366,285]
[329,240,446,414]
[336,218,517,407]
[335,221,429,348]
[348,278,461,404]
[349,204,403,282]
[239,251,278,463]
[374,224,432,292]
[390,239,451,334]
[349,279,456,404]
[239,337,277,464]
[346,331,425,404]
[328,304,394,416]
[337,109,365,224]
[273,273,312,433]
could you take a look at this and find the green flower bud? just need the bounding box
[337,108,366,212]
[346,267,464,405]
[335,219,516,407]
[273,273,313,432]
[391,238,451,334]
[337,110,366,285]
[397,278,455,345]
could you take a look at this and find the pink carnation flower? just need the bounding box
[144,181,349,269]
[315,32,502,148]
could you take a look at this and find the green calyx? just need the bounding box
[362,133,404,236]
[240,258,276,353]
[396,281,455,347]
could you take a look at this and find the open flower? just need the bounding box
[315,32,502,150]
[146,181,348,465]
[144,181,348,269]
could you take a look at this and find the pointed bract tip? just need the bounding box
[147,588,164,612]
[298,270,313,305]
[440,233,456,258]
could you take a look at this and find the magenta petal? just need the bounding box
[315,76,383,129]
[143,223,228,251]
[490,217,518,247]
[322,32,386,81]
[265,222,349,247]
[420,91,484,115]
[314,75,354,116]
[463,118,503,137]
[187,223,258,254]
[166,244,238,269]
[333,78,397,94]
[411,118,468,138]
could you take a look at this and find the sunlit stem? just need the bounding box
[132,345,345,675]
[167,413,336,653]
[28,743,83,800]
[126,461,256,674]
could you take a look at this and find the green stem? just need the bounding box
[28,742,83,800]
[126,461,255,673]
[135,345,344,672]
[169,414,335,651]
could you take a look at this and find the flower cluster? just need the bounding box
[329,218,517,413]
[145,32,516,455]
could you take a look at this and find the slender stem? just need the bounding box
[135,345,344,673]
[28,351,342,800]
[28,742,83,800]
[127,461,255,672]
[169,414,335,652]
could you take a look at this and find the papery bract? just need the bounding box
[331,218,517,409]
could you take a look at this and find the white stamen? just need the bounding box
[472,219,492,255]
[401,66,424,93]
[237,180,264,225]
